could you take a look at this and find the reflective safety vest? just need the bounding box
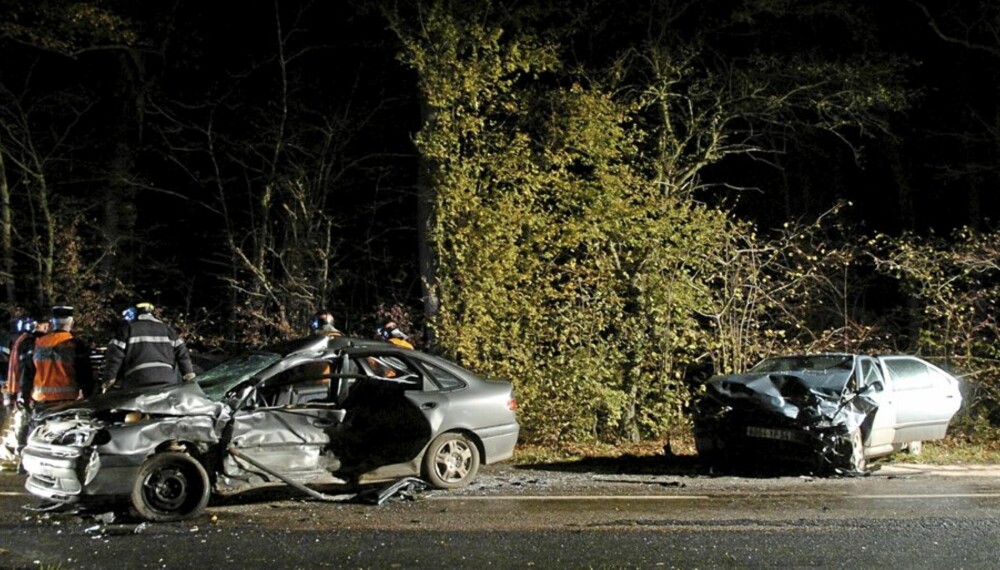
[388,338,414,350]
[32,331,81,402]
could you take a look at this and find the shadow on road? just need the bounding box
[517,453,706,477]
[515,452,859,479]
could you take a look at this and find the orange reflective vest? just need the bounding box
[388,338,414,350]
[31,331,81,402]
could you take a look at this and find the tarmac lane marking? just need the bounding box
[856,493,1000,499]
[429,495,712,501]
[0,491,26,496]
[431,492,1000,501]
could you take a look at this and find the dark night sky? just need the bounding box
[1,1,997,338]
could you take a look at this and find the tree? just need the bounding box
[391,0,911,443]
[872,228,1000,428]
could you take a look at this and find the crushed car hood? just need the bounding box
[704,370,877,428]
[36,382,223,420]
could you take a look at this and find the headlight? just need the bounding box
[52,429,96,447]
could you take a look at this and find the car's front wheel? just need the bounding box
[131,452,210,522]
[844,428,867,472]
[422,432,480,489]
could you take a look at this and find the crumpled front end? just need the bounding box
[694,372,878,472]
[21,415,105,503]
[22,383,228,505]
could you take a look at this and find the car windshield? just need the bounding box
[196,352,282,401]
[749,355,855,374]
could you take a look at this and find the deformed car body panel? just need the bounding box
[694,353,960,473]
[704,370,876,431]
[21,335,519,518]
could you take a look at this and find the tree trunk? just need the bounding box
[0,139,14,305]
[417,94,439,346]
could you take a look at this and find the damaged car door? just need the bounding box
[221,359,346,490]
[332,350,435,482]
[878,356,962,444]
[858,356,896,454]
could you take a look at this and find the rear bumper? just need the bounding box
[475,422,519,464]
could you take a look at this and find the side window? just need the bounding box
[860,358,884,387]
[883,358,933,391]
[258,360,333,406]
[924,366,952,391]
[364,354,422,387]
[421,360,466,390]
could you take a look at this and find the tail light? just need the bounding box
[507,395,518,411]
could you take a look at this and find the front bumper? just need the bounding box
[21,441,99,502]
[695,420,850,471]
[23,443,144,502]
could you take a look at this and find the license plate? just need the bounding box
[747,426,800,442]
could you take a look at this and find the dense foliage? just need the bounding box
[1,0,999,443]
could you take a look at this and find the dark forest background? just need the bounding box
[1,0,998,444]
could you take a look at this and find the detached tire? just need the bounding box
[421,432,480,489]
[131,452,210,522]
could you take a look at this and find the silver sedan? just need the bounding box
[694,353,962,472]
[21,336,520,521]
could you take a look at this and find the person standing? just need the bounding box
[377,320,415,350]
[21,306,93,406]
[309,310,344,338]
[102,302,195,391]
[2,318,33,415]
[0,317,44,464]
[14,306,92,464]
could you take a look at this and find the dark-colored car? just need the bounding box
[21,336,519,521]
[694,353,962,473]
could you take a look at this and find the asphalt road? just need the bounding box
[3,460,1000,569]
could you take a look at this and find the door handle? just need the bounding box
[312,419,336,428]
[421,402,438,410]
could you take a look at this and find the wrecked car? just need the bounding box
[20,336,519,521]
[694,353,962,473]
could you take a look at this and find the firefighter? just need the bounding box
[102,302,195,391]
[377,320,414,350]
[0,317,44,464]
[3,318,34,413]
[21,306,93,406]
[309,310,344,338]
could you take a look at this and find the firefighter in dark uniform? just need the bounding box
[102,302,195,391]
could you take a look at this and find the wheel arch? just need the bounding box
[428,427,485,463]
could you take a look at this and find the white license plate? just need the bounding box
[746,426,800,442]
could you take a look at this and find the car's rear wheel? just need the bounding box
[131,452,210,522]
[422,432,480,489]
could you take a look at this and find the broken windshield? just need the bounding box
[196,353,282,401]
